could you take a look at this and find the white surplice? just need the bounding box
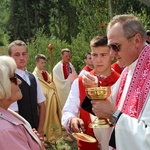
[109,55,150,150]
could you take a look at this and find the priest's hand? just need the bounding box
[70,117,85,133]
[82,72,98,88]
[91,99,116,119]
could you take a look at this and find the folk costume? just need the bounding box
[33,67,62,143]
[109,45,150,150]
[111,62,124,74]
[62,69,120,150]
[79,65,93,76]
[53,61,78,109]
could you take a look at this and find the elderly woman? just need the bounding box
[0,56,45,150]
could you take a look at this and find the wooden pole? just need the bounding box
[48,43,54,82]
[108,0,113,19]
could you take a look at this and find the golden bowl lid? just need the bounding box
[72,132,97,143]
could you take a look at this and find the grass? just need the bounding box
[46,137,78,150]
[45,129,78,150]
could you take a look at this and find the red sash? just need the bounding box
[116,45,150,118]
[63,63,72,79]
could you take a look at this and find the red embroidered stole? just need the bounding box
[63,63,72,79]
[41,70,48,82]
[116,45,150,118]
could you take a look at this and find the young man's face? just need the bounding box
[10,45,28,70]
[61,52,71,64]
[85,54,93,67]
[91,46,113,75]
[36,59,46,70]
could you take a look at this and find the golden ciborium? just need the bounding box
[86,86,113,128]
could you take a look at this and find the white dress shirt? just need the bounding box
[9,68,45,111]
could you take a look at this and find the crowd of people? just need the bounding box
[0,13,150,150]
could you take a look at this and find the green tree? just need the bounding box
[72,0,109,42]
[1,0,150,73]
[0,0,11,46]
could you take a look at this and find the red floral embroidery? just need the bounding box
[41,70,48,82]
[116,46,150,118]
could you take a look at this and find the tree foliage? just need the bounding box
[0,0,150,73]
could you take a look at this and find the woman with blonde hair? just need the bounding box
[0,55,45,150]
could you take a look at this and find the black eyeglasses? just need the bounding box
[108,34,137,53]
[108,44,121,52]
[10,73,18,85]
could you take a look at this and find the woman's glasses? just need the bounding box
[10,73,18,85]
